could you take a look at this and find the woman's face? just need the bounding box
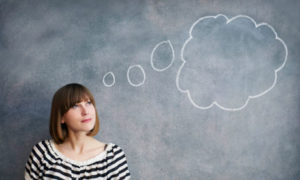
[62,99,96,134]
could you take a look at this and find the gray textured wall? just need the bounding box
[0,0,299,179]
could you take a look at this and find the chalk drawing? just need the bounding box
[176,14,288,111]
[127,65,146,87]
[103,71,115,87]
[150,40,175,72]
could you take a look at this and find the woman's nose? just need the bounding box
[81,106,88,115]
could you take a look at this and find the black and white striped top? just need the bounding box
[24,139,131,180]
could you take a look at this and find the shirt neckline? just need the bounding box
[49,139,111,166]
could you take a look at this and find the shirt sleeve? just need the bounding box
[109,145,131,180]
[24,143,43,180]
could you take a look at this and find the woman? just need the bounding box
[24,83,131,180]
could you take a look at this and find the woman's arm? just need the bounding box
[108,145,131,180]
[24,143,43,180]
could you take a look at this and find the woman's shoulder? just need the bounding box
[27,139,54,163]
[109,143,123,150]
[106,143,128,157]
[28,139,52,156]
[31,139,52,149]
[105,143,131,178]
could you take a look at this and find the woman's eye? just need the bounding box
[87,101,92,105]
[72,104,78,109]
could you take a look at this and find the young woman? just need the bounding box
[24,83,131,179]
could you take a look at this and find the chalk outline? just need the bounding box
[127,65,146,87]
[176,14,288,111]
[103,71,116,87]
[150,40,175,71]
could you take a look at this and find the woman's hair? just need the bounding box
[49,83,100,144]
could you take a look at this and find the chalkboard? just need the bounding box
[1,0,300,179]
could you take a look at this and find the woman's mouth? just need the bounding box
[81,118,91,123]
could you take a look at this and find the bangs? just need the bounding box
[59,84,95,115]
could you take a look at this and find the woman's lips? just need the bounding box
[81,118,91,123]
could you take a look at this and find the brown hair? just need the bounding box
[49,83,100,144]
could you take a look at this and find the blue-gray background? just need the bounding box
[0,0,299,179]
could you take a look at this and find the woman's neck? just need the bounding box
[64,133,94,154]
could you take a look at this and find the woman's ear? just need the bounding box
[61,117,65,124]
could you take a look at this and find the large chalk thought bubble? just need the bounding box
[176,14,288,111]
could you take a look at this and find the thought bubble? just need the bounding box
[176,14,288,111]
[103,71,115,87]
[150,40,175,71]
[127,65,146,87]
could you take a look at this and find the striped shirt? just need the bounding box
[24,139,131,180]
